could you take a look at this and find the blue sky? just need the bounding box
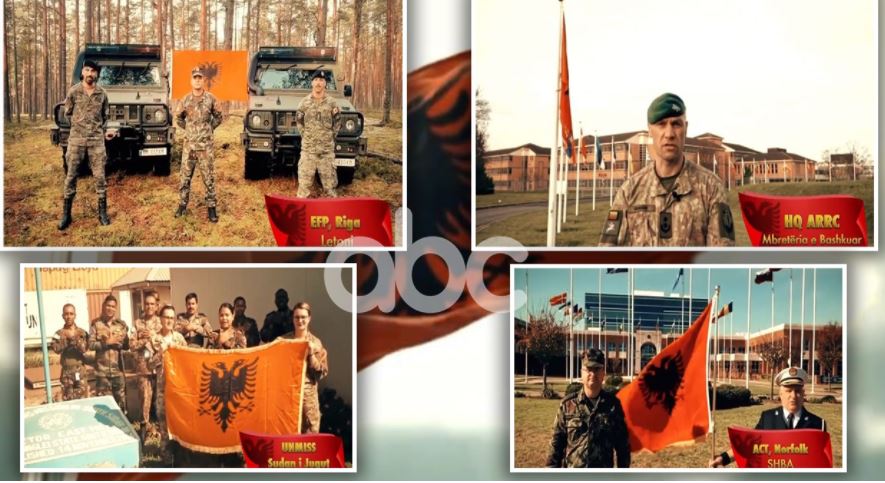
[513,266,843,335]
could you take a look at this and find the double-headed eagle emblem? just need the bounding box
[198,358,258,432]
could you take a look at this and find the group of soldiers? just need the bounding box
[546,350,828,468]
[59,60,342,230]
[49,287,329,464]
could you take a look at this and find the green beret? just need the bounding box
[647,92,686,124]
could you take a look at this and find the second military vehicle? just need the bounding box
[242,46,367,183]
[51,43,174,176]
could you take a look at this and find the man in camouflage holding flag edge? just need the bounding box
[58,59,113,230]
[175,66,223,222]
[295,70,341,198]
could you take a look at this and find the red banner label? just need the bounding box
[738,192,868,246]
[728,426,833,468]
[264,195,394,247]
[239,431,346,469]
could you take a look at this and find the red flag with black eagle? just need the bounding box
[559,16,574,159]
[617,302,713,452]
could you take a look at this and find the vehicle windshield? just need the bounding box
[98,65,162,87]
[256,67,337,90]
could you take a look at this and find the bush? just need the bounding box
[711,384,752,410]
[565,382,583,397]
[514,391,526,398]
[541,388,560,399]
[605,374,623,387]
[809,395,837,404]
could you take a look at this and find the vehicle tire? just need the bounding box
[245,152,270,180]
[336,166,355,185]
[153,154,171,176]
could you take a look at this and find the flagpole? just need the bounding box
[729,311,734,383]
[801,268,806,372]
[545,3,565,247]
[35,268,53,404]
[629,269,634,377]
[609,136,615,206]
[576,127,582,216]
[710,285,721,462]
[812,268,817,394]
[557,145,564,233]
[689,268,693,325]
[561,145,568,226]
[593,132,598,211]
[746,268,751,389]
[525,271,530,383]
[788,269,793,366]
[598,269,603,354]
[770,272,775,344]
[569,268,574,382]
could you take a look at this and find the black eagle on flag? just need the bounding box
[198,358,258,432]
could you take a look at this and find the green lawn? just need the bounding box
[476,191,550,208]
[514,396,842,469]
[477,180,874,247]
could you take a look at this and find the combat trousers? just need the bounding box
[297,151,337,198]
[63,140,107,198]
[179,147,216,208]
[95,371,127,413]
[59,367,91,401]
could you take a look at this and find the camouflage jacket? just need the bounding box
[546,389,631,468]
[260,309,293,343]
[148,330,187,373]
[233,315,261,347]
[50,325,89,371]
[296,94,341,154]
[130,315,161,376]
[174,91,222,150]
[206,328,247,349]
[89,317,130,375]
[599,160,736,247]
[63,82,109,143]
[174,312,213,348]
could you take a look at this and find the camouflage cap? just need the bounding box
[647,92,686,124]
[581,349,605,370]
[191,67,205,78]
[83,60,100,71]
[775,367,808,387]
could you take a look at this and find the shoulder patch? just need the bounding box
[601,210,622,244]
[718,202,735,240]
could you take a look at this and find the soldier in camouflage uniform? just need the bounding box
[260,289,294,343]
[130,292,161,426]
[233,296,261,347]
[58,59,113,230]
[599,93,735,247]
[174,292,213,348]
[89,295,129,413]
[282,302,328,433]
[207,303,247,349]
[174,67,223,222]
[50,304,91,401]
[295,71,341,198]
[547,349,630,468]
[152,305,186,464]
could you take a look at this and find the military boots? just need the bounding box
[58,196,74,230]
[98,196,111,225]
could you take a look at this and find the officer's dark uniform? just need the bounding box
[546,350,631,468]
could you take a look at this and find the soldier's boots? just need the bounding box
[58,196,74,231]
[175,204,187,217]
[208,207,218,223]
[98,197,111,226]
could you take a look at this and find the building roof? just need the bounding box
[111,267,171,290]
[744,148,816,162]
[485,143,550,157]
[724,142,762,154]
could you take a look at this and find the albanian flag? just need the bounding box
[165,339,309,453]
[617,302,713,452]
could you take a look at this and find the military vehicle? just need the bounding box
[51,43,173,176]
[242,46,367,182]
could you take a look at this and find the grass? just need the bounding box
[24,348,60,368]
[477,180,875,247]
[476,191,551,208]
[4,110,402,247]
[514,396,843,469]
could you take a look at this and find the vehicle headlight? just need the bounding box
[154,108,166,123]
[345,119,356,132]
[339,113,363,136]
[143,106,166,124]
[251,114,262,128]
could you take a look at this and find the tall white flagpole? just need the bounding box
[576,128,582,216]
[689,268,693,323]
[592,132,598,211]
[545,3,564,247]
[710,285,721,459]
[746,268,751,389]
[788,269,793,366]
[569,268,574,381]
[556,146,564,233]
[801,268,806,371]
[525,271,529,383]
[561,145,568,226]
[609,136,615,206]
[741,157,745,185]
[811,268,817,394]
[770,272,775,344]
[629,269,634,377]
